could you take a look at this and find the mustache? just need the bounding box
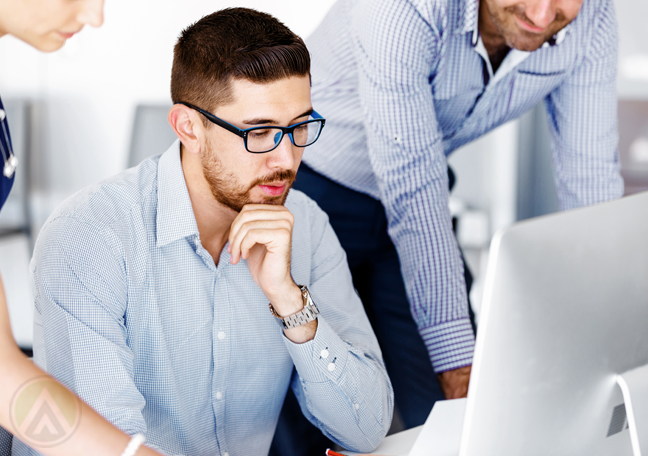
[247,169,297,191]
[505,5,566,29]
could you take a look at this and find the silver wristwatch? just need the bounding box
[269,285,319,329]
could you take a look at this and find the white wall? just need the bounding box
[0,0,337,230]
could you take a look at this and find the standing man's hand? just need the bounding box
[228,204,316,343]
[438,365,472,399]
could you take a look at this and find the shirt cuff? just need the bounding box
[282,316,349,383]
[420,318,475,373]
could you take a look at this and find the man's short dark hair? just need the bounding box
[171,8,310,117]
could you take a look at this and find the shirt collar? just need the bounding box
[458,0,480,36]
[156,139,200,247]
[542,25,570,47]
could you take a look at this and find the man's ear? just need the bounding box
[168,104,203,155]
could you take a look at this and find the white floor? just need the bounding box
[0,233,34,348]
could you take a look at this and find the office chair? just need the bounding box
[127,104,177,168]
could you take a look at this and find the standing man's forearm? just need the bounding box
[352,0,475,379]
[546,0,623,209]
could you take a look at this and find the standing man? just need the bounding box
[274,0,623,452]
[21,8,393,456]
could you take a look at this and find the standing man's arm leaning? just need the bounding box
[545,0,624,208]
[350,0,475,395]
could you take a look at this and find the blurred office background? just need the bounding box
[0,0,647,352]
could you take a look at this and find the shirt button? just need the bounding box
[218,331,226,340]
[224,453,229,456]
[327,363,335,372]
[354,403,360,410]
[0,109,5,121]
[216,391,223,400]
[320,349,329,359]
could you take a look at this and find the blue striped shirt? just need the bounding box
[16,142,394,456]
[303,0,623,372]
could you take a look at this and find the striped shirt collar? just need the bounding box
[156,140,200,247]
[458,0,480,35]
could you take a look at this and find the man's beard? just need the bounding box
[485,1,571,52]
[201,145,296,213]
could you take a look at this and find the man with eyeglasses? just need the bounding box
[23,8,393,456]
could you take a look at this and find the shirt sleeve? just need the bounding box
[349,0,475,373]
[545,0,624,209]
[30,216,148,437]
[282,197,394,454]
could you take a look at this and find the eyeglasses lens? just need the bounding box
[292,122,322,147]
[247,128,285,153]
[246,120,323,153]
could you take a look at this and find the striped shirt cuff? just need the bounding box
[420,318,475,373]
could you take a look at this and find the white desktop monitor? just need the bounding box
[460,191,648,456]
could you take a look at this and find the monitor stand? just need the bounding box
[618,363,648,456]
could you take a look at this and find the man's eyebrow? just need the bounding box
[241,108,314,126]
[292,108,314,122]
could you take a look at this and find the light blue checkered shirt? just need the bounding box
[16,142,394,456]
[303,0,623,373]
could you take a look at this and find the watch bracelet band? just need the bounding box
[269,285,319,329]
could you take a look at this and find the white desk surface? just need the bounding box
[346,425,422,456]
[346,398,466,456]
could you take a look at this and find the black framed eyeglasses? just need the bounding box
[178,102,326,154]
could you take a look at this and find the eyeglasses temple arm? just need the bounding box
[176,102,246,139]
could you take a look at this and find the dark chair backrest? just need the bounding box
[127,104,176,169]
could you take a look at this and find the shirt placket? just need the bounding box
[193,237,232,456]
[212,248,232,456]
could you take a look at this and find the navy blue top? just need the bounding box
[0,96,15,211]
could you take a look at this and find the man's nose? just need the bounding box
[266,133,297,170]
[78,0,105,28]
[524,0,556,30]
